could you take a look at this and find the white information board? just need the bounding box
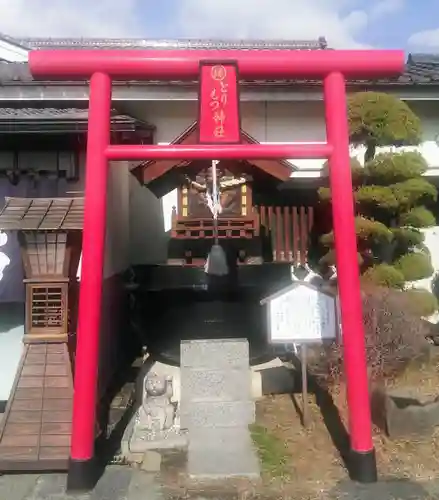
[263,282,337,344]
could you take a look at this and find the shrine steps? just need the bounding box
[180,339,260,479]
[0,342,73,472]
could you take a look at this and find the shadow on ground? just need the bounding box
[329,477,436,500]
[287,354,354,475]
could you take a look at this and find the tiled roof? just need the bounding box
[403,54,439,83]
[14,37,328,51]
[0,107,154,133]
[0,197,84,231]
[0,107,143,123]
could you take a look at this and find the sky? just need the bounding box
[0,0,438,52]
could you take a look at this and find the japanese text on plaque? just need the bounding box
[209,65,229,139]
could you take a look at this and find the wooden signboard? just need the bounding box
[261,281,338,345]
[261,281,339,427]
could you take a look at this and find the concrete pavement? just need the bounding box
[0,467,163,500]
[2,466,439,499]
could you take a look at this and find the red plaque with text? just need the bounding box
[198,61,241,144]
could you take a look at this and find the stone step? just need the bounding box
[188,426,255,451]
[180,400,255,429]
[181,367,251,403]
[181,339,249,370]
[187,445,260,479]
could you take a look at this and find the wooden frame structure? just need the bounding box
[0,197,83,471]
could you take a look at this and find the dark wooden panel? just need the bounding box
[38,447,70,461]
[25,354,46,365]
[44,377,70,389]
[7,411,41,424]
[42,399,72,412]
[17,377,44,389]
[3,424,40,436]
[41,411,72,423]
[44,388,71,399]
[46,354,65,364]
[0,342,73,472]
[47,344,66,354]
[14,388,44,400]
[0,447,39,461]
[22,365,45,377]
[45,365,68,376]
[40,434,71,447]
[10,399,43,412]
[0,435,39,447]
[41,422,71,435]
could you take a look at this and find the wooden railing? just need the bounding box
[257,205,314,264]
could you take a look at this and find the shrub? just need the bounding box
[321,216,393,247]
[400,206,436,228]
[355,185,399,210]
[395,252,434,281]
[391,178,437,209]
[347,92,422,150]
[319,249,363,267]
[365,151,428,184]
[391,227,424,250]
[318,187,332,202]
[362,264,405,289]
[402,288,438,317]
[308,286,431,386]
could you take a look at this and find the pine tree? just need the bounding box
[316,91,438,317]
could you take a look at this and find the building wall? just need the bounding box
[97,161,131,399]
[124,99,439,264]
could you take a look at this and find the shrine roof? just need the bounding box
[13,36,329,51]
[0,33,436,86]
[0,107,154,133]
[0,197,84,231]
[133,121,295,196]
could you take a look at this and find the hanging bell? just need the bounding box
[205,243,229,276]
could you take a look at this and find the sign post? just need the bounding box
[261,281,338,427]
[301,344,309,427]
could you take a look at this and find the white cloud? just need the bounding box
[0,0,397,49]
[370,0,404,18]
[174,0,371,48]
[408,29,439,50]
[0,0,142,38]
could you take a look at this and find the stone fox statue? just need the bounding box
[137,372,176,432]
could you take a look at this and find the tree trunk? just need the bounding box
[364,142,376,163]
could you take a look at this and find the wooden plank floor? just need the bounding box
[0,342,73,471]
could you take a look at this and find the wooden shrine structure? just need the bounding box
[0,197,83,470]
[132,121,298,265]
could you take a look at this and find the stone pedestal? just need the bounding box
[180,339,260,479]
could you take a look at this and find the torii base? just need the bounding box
[349,449,378,483]
[67,456,99,493]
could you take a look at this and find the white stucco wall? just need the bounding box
[124,99,439,265]
[104,161,130,278]
[76,161,131,279]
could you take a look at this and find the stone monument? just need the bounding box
[123,371,188,457]
[180,339,260,479]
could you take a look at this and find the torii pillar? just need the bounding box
[29,48,404,492]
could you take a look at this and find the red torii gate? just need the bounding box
[29,48,404,492]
